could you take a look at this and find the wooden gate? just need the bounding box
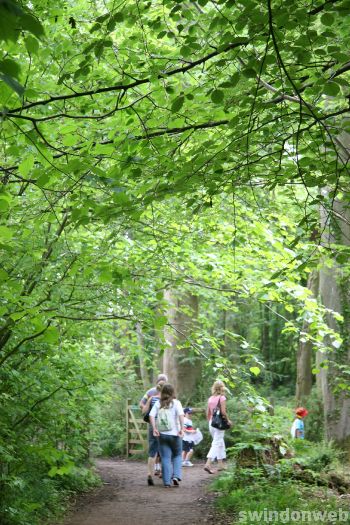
[126,399,148,456]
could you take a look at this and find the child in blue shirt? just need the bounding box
[290,407,308,439]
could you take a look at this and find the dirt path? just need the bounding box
[59,459,218,525]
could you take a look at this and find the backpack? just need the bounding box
[157,406,173,432]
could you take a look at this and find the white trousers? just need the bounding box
[207,421,226,460]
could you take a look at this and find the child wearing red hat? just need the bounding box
[290,407,309,439]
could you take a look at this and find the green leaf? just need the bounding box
[113,12,124,22]
[36,173,51,188]
[98,270,113,283]
[10,311,25,321]
[42,326,59,344]
[242,68,256,79]
[25,35,39,54]
[211,89,225,104]
[0,74,24,96]
[321,13,334,26]
[0,269,9,280]
[249,366,260,376]
[0,306,8,316]
[0,199,9,212]
[18,154,34,176]
[180,45,192,57]
[20,13,45,38]
[229,72,240,87]
[0,59,21,78]
[62,134,79,147]
[0,226,13,241]
[171,95,185,112]
[154,315,167,329]
[96,13,109,23]
[323,82,340,96]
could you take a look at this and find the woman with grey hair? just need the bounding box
[139,374,168,484]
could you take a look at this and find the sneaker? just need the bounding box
[147,475,154,486]
[172,477,180,487]
[183,461,193,467]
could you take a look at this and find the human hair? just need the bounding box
[211,380,225,396]
[159,383,175,408]
[156,373,168,384]
[156,380,165,392]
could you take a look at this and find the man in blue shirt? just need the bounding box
[139,374,168,484]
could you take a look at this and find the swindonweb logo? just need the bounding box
[238,508,349,523]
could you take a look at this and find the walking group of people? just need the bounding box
[139,375,232,488]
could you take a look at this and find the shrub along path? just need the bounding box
[58,458,219,525]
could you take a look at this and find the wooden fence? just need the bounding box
[126,399,148,456]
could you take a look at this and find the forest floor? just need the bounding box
[57,458,225,525]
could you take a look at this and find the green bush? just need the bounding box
[212,469,343,525]
[291,439,342,472]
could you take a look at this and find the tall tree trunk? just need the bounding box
[163,290,200,400]
[136,322,150,389]
[261,302,270,366]
[296,271,319,403]
[317,195,350,446]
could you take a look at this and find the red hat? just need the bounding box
[295,407,308,417]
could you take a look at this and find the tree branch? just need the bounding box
[308,0,341,15]
[7,40,248,115]
[0,325,51,367]
[12,385,63,428]
[331,61,350,79]
[52,313,135,321]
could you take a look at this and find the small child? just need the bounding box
[182,407,202,466]
[290,407,308,439]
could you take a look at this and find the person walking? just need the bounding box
[139,374,168,485]
[149,383,184,488]
[141,380,165,485]
[204,380,232,474]
[139,373,168,409]
[182,407,202,466]
[290,407,308,439]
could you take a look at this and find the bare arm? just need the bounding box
[220,399,233,426]
[150,415,160,437]
[139,395,147,410]
[220,399,228,417]
[141,396,152,414]
[178,414,184,437]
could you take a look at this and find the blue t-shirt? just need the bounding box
[295,418,304,439]
[140,387,158,406]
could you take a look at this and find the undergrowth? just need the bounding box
[0,465,100,525]
[210,395,350,524]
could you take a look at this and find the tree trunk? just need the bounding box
[261,302,270,365]
[296,271,319,403]
[163,290,200,400]
[317,195,350,446]
[136,322,150,389]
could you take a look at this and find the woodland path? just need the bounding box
[58,458,220,525]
